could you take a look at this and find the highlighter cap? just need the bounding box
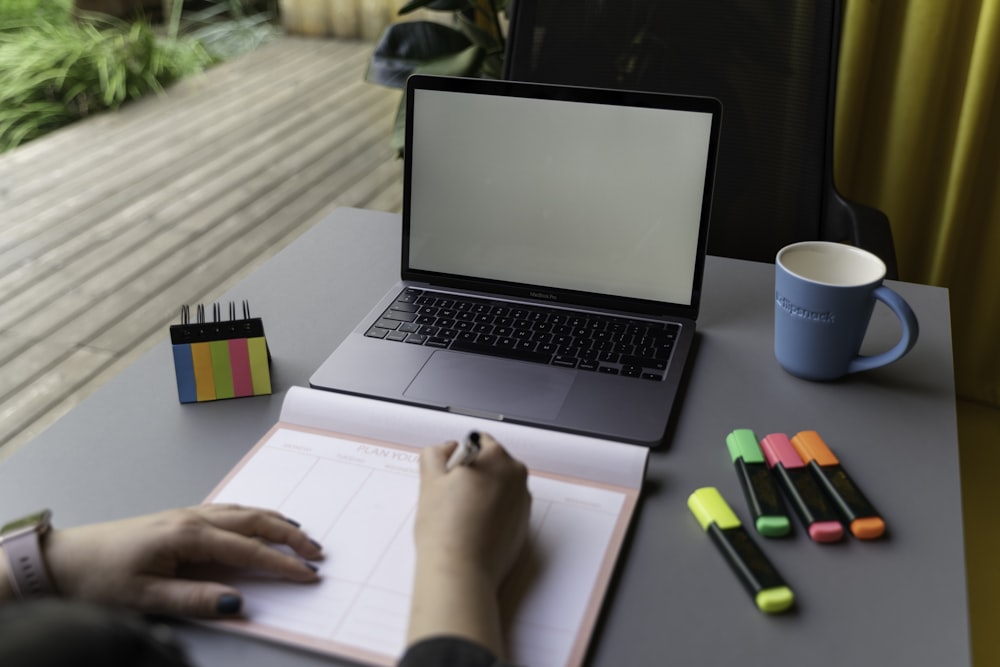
[760,433,807,469]
[851,517,887,540]
[790,430,840,466]
[688,487,741,531]
[726,429,765,463]
[756,515,792,537]
[756,586,795,613]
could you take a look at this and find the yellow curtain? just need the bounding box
[838,5,1000,664]
[278,0,404,39]
[835,0,1000,409]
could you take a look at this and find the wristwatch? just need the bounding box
[0,509,56,598]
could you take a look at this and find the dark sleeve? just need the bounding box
[0,599,192,667]
[398,636,511,667]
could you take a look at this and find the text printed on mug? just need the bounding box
[775,292,837,324]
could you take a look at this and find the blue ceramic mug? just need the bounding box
[774,242,919,381]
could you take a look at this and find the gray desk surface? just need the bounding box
[0,208,969,666]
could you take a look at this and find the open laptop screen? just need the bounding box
[404,76,719,311]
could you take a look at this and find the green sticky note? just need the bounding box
[209,340,235,399]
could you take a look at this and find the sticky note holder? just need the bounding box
[170,301,272,404]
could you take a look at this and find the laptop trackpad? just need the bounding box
[404,352,573,420]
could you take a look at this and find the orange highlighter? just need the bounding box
[790,431,886,540]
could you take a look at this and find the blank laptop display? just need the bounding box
[310,75,721,446]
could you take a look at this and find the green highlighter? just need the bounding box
[726,429,791,537]
[688,487,795,614]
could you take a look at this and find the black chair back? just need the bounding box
[505,0,896,273]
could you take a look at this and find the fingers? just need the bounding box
[412,432,532,593]
[474,432,513,466]
[420,440,457,478]
[474,433,528,486]
[137,507,323,618]
[197,505,323,561]
[134,577,246,619]
[190,523,321,583]
[421,433,517,474]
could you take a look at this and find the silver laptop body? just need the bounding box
[310,75,722,447]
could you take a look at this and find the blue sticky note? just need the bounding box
[172,344,197,404]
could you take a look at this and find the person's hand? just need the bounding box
[408,433,531,657]
[414,433,531,589]
[42,504,322,618]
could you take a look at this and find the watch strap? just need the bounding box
[2,525,55,598]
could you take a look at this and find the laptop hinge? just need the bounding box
[447,406,505,421]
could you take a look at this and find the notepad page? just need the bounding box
[206,425,636,667]
[279,386,648,490]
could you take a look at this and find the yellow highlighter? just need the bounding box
[688,487,795,613]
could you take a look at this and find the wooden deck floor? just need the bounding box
[0,36,404,457]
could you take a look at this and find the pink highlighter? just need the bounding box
[760,433,844,543]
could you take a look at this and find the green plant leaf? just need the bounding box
[398,0,471,15]
[455,10,503,52]
[415,43,484,78]
[365,20,472,88]
[0,6,213,153]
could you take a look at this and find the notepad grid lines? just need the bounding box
[209,426,627,666]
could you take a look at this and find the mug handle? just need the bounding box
[848,286,920,374]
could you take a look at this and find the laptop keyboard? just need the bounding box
[364,288,678,381]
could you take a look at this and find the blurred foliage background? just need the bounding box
[0,0,279,152]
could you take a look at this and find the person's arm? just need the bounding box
[0,504,322,617]
[405,433,531,661]
[398,636,505,667]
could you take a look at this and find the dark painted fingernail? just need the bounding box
[217,594,242,615]
[304,561,319,573]
[309,539,323,551]
[284,517,301,527]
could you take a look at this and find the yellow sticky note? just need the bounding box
[247,337,271,395]
[191,342,216,402]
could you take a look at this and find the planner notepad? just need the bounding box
[203,387,648,667]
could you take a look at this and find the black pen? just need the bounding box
[445,431,482,471]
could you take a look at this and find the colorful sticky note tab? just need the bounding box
[169,302,271,404]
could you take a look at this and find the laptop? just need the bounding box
[310,75,721,447]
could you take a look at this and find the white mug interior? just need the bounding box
[777,242,886,287]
